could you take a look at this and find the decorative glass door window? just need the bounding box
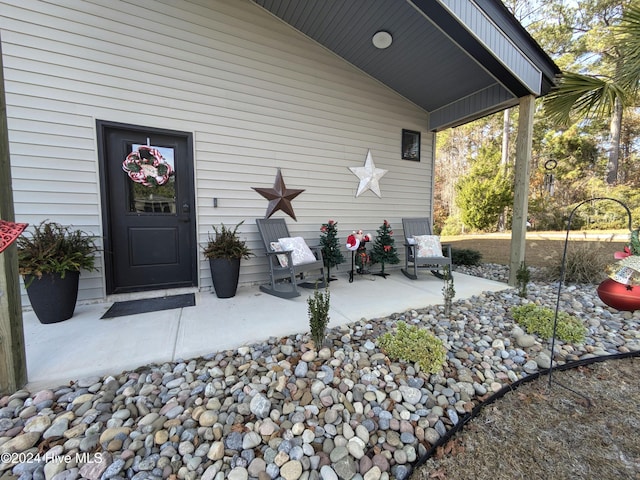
[125,144,176,214]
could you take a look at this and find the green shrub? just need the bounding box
[308,285,330,348]
[511,304,586,343]
[378,322,446,373]
[451,248,483,266]
[440,215,464,236]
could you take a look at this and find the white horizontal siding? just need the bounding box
[2,0,433,301]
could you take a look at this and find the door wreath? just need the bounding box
[122,146,173,187]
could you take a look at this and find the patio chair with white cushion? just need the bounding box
[401,217,452,280]
[256,218,326,298]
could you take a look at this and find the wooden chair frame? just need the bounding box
[401,217,452,280]
[256,218,326,298]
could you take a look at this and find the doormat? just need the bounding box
[101,293,195,319]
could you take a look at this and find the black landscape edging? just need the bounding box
[409,350,640,475]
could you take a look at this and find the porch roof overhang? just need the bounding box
[251,0,561,131]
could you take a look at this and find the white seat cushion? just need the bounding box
[278,237,317,266]
[413,235,444,258]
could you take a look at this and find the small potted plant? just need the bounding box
[17,220,99,324]
[203,221,253,298]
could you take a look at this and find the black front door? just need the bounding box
[98,121,197,294]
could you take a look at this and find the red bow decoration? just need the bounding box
[614,246,633,260]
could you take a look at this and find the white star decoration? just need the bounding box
[349,150,388,198]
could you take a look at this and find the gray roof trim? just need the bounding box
[409,0,530,98]
[430,84,517,131]
[475,0,561,90]
[437,0,543,95]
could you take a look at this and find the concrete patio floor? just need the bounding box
[22,269,509,391]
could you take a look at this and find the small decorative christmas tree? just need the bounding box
[371,220,399,277]
[319,219,345,281]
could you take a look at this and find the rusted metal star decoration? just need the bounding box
[252,168,305,221]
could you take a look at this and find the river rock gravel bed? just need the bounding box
[1,265,639,480]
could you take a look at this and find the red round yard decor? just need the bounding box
[0,219,28,254]
[122,146,173,187]
[596,278,640,311]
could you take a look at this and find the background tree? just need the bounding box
[455,143,514,232]
[436,113,506,234]
[370,220,399,277]
[435,0,640,234]
[319,220,344,281]
[544,1,639,184]
[528,126,600,229]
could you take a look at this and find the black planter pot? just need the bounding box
[24,271,80,324]
[209,258,241,298]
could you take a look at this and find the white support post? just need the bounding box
[508,95,535,286]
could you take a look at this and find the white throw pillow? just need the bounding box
[406,237,416,245]
[278,237,317,266]
[413,235,443,258]
[270,241,289,268]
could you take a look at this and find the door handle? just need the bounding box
[179,203,191,222]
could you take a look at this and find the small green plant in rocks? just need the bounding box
[516,261,530,298]
[378,321,446,374]
[511,303,586,343]
[308,284,330,348]
[442,264,455,315]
